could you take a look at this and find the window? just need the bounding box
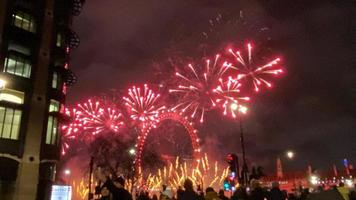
[54,59,65,68]
[4,54,31,78]
[49,100,60,112]
[52,72,58,89]
[0,106,22,140]
[8,42,31,55]
[46,116,58,145]
[40,163,56,181]
[56,33,65,48]
[0,89,25,104]
[52,72,63,90]
[12,11,36,33]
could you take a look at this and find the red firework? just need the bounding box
[123,84,166,124]
[169,55,236,123]
[229,43,283,92]
[76,99,123,135]
[61,108,82,155]
[60,99,123,155]
[213,76,250,118]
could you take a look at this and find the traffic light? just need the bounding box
[226,153,239,174]
[223,175,236,191]
[223,180,231,191]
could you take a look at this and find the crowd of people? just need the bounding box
[95,169,356,200]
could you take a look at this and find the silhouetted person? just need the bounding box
[248,180,266,200]
[299,188,309,200]
[268,182,285,200]
[337,182,350,200]
[197,184,204,200]
[349,184,356,200]
[138,191,150,200]
[287,193,297,200]
[218,189,228,200]
[232,187,248,200]
[97,170,132,200]
[177,186,184,200]
[179,179,199,200]
[152,194,159,200]
[205,187,220,200]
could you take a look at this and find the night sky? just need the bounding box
[68,1,356,172]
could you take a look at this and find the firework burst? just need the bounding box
[229,43,283,92]
[123,84,166,124]
[169,55,236,123]
[61,99,124,152]
[61,108,82,155]
[76,99,123,135]
[213,76,250,118]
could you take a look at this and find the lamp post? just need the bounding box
[88,156,94,200]
[286,150,295,160]
[129,148,136,156]
[231,103,248,186]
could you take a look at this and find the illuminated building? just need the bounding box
[0,0,84,199]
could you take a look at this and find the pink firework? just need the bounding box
[123,84,166,123]
[62,108,82,136]
[229,43,283,92]
[75,99,124,135]
[61,99,124,142]
[60,100,123,155]
[60,108,82,155]
[213,77,250,118]
[169,55,236,123]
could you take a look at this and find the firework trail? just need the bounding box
[229,43,283,92]
[145,155,229,191]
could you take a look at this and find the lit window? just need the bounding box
[12,11,36,33]
[4,54,31,78]
[46,116,58,145]
[56,33,65,47]
[0,107,22,140]
[0,89,24,104]
[49,100,60,112]
[52,72,58,89]
[52,72,63,90]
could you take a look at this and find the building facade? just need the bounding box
[0,0,84,199]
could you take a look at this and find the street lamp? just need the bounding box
[64,169,71,175]
[129,148,136,156]
[230,103,248,186]
[286,150,295,159]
